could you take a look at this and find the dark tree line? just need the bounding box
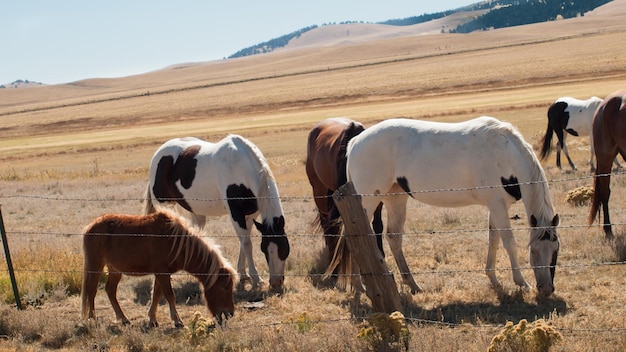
[451,0,612,33]
[228,25,318,59]
[227,0,612,58]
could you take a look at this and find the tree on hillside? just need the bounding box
[451,0,612,33]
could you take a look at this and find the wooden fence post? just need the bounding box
[0,206,22,310]
[332,182,402,313]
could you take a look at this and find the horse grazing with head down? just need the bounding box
[589,89,626,240]
[81,210,237,327]
[540,96,621,171]
[333,116,560,297]
[305,118,383,268]
[143,135,290,290]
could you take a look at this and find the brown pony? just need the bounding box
[589,89,626,239]
[305,118,383,279]
[81,210,237,327]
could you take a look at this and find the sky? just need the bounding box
[1,1,472,85]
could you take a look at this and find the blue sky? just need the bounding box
[1,1,471,85]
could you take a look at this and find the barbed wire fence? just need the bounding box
[1,170,626,335]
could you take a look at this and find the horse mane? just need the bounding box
[163,210,236,288]
[494,119,557,242]
[228,134,284,228]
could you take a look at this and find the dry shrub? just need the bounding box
[488,319,561,352]
[565,185,594,207]
[357,311,410,351]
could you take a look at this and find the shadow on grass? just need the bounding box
[401,290,568,326]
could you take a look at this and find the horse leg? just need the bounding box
[589,135,597,172]
[555,137,563,169]
[238,219,262,289]
[560,135,577,170]
[372,202,385,256]
[147,277,164,327]
[155,274,183,327]
[488,209,529,290]
[596,166,614,239]
[382,194,422,294]
[104,271,130,325]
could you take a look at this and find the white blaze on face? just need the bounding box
[266,242,286,288]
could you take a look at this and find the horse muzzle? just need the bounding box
[269,275,284,289]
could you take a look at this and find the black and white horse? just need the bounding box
[143,135,290,289]
[540,96,621,171]
[335,117,560,297]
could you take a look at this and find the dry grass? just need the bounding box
[2,6,626,350]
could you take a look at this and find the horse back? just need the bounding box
[347,117,530,205]
[593,90,626,157]
[306,118,364,190]
[83,212,175,273]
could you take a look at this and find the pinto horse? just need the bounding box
[143,135,290,290]
[305,118,383,264]
[338,116,560,296]
[589,89,626,239]
[540,96,621,171]
[81,210,237,327]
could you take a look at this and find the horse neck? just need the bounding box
[511,133,556,224]
[257,166,285,223]
[180,239,222,288]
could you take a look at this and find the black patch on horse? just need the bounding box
[396,176,413,197]
[546,100,572,150]
[152,145,202,212]
[501,175,522,201]
[226,184,258,230]
[258,216,290,261]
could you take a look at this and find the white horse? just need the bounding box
[143,135,290,290]
[539,96,621,171]
[342,116,560,297]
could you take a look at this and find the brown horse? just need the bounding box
[589,89,626,239]
[81,210,237,327]
[305,118,383,276]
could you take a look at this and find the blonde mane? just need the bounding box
[164,210,236,288]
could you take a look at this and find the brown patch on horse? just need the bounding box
[152,145,201,212]
[589,90,626,239]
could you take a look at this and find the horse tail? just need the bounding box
[589,172,602,225]
[539,111,555,161]
[142,182,156,215]
[323,233,351,290]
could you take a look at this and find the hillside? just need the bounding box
[233,0,611,57]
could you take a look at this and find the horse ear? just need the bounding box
[552,214,560,227]
[530,215,538,227]
[254,220,264,232]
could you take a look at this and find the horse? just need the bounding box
[589,89,626,240]
[143,135,290,290]
[336,116,560,297]
[540,96,621,171]
[81,210,237,327]
[305,117,384,267]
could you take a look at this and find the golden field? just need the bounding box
[1,2,626,350]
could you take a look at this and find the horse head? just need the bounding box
[255,216,290,289]
[204,267,236,324]
[529,214,560,297]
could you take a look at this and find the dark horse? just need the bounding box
[305,118,383,277]
[589,89,626,239]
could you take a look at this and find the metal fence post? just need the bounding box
[0,206,22,310]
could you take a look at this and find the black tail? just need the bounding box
[539,122,554,161]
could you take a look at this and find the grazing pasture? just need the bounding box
[2,4,626,350]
